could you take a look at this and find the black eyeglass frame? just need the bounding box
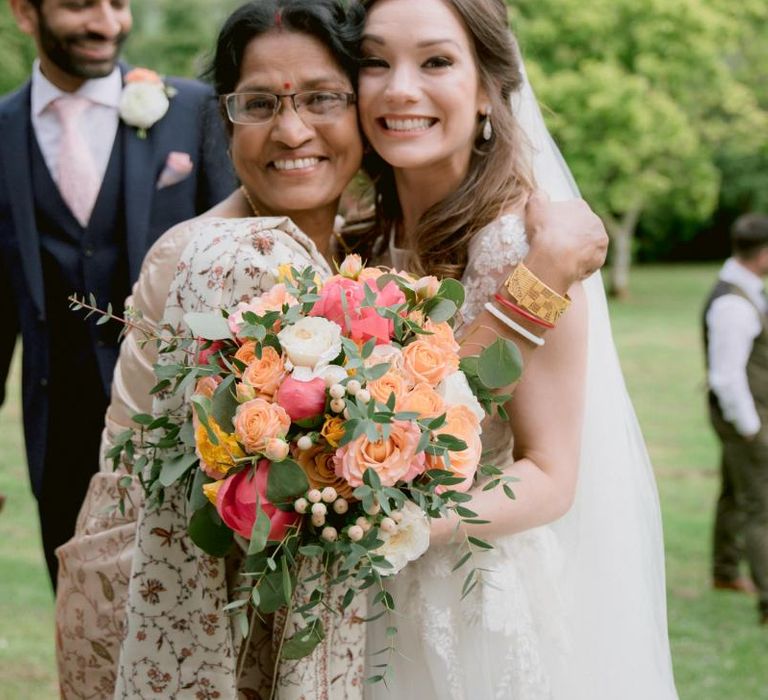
[220,90,357,125]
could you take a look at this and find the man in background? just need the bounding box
[704,213,768,625]
[0,0,234,587]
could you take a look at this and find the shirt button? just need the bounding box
[40,378,48,387]
[84,248,94,258]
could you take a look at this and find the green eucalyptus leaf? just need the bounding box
[248,498,271,555]
[211,375,238,430]
[478,338,523,389]
[159,452,198,487]
[188,503,234,557]
[266,459,310,505]
[184,311,232,340]
[437,278,465,308]
[281,620,325,660]
[258,570,289,614]
[425,298,457,324]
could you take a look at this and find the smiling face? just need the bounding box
[358,0,487,175]
[12,0,132,91]
[230,30,363,221]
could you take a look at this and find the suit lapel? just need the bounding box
[122,122,156,281]
[0,84,46,316]
[119,64,157,282]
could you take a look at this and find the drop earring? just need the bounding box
[482,108,493,141]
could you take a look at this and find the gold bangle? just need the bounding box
[504,263,571,325]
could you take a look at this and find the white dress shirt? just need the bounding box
[706,257,768,437]
[30,60,122,190]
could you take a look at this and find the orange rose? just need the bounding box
[194,375,221,400]
[426,405,482,492]
[398,383,446,419]
[295,445,355,500]
[368,369,413,406]
[242,346,285,399]
[234,398,291,455]
[125,67,162,84]
[423,320,460,353]
[334,421,425,488]
[402,339,459,387]
[321,415,346,448]
[234,341,258,372]
[195,420,245,479]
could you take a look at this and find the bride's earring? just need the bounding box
[482,108,493,141]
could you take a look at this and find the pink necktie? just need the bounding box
[50,96,101,227]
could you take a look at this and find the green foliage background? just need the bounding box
[2,0,765,272]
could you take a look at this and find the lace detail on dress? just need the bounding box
[365,214,572,700]
[460,214,529,326]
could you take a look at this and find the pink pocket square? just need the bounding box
[156,151,194,189]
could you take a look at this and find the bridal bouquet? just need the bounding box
[92,255,521,667]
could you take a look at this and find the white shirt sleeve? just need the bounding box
[706,294,763,437]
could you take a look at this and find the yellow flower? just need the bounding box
[275,263,298,285]
[202,480,224,506]
[321,415,346,448]
[195,420,245,479]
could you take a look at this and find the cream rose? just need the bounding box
[364,343,404,370]
[278,317,342,379]
[119,81,170,130]
[374,501,430,575]
[437,371,485,423]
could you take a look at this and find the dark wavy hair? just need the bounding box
[356,0,534,279]
[207,0,365,102]
[732,213,768,259]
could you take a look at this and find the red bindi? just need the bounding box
[283,82,292,90]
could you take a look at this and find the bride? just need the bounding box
[356,0,679,698]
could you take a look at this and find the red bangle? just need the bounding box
[493,294,556,329]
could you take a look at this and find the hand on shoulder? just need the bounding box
[524,190,608,289]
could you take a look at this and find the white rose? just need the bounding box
[437,370,485,425]
[278,317,342,379]
[364,343,404,370]
[119,82,170,129]
[374,501,430,576]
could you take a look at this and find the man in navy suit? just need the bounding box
[0,0,235,587]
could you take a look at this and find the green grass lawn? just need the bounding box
[1,263,767,698]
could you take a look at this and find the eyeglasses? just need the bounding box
[221,90,357,125]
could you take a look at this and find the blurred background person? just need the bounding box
[0,0,234,589]
[704,213,768,624]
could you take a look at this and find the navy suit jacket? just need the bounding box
[0,67,235,495]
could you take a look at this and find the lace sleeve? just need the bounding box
[460,214,529,326]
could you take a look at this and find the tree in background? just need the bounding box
[511,0,768,296]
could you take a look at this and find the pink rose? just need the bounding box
[311,277,405,345]
[215,461,300,540]
[276,375,327,421]
[197,340,226,367]
[228,284,297,336]
[333,420,423,487]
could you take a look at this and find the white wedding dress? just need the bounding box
[365,60,679,700]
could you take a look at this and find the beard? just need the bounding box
[37,11,127,80]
